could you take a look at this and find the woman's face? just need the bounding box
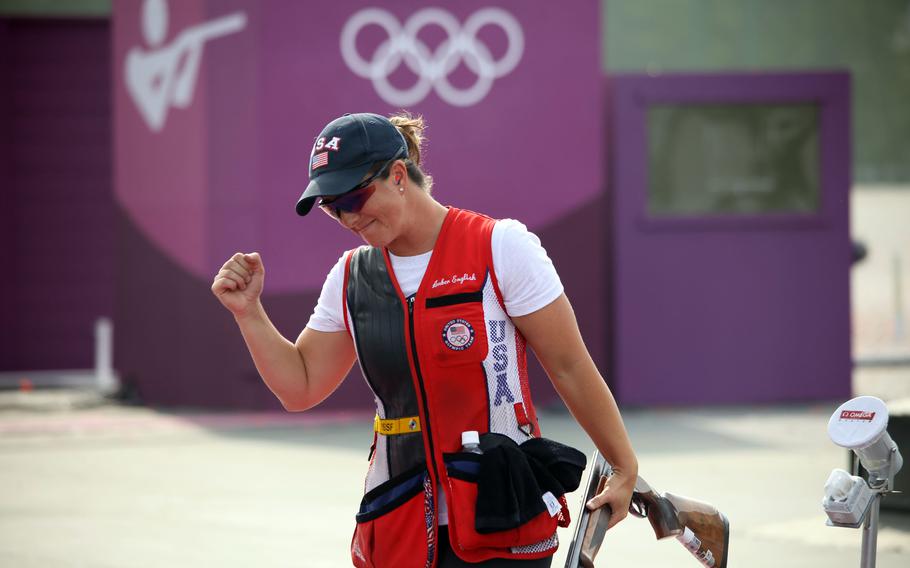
[331,161,409,248]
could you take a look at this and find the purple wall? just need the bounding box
[5,9,853,411]
[0,19,115,372]
[0,20,11,361]
[609,72,852,406]
[112,0,604,408]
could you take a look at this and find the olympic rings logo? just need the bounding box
[340,7,524,107]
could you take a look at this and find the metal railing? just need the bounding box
[0,318,120,394]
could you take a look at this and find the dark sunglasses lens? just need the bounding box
[319,185,375,218]
[337,186,374,212]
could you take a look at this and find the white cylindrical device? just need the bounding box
[828,396,903,485]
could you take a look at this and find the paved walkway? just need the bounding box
[1,393,907,567]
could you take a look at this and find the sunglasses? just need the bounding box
[317,154,403,219]
[318,184,377,219]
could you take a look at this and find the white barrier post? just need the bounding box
[95,318,119,394]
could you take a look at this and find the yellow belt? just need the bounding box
[374,415,421,435]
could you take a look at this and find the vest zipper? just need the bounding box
[408,294,440,567]
[408,295,440,482]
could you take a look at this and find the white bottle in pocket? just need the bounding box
[461,431,482,454]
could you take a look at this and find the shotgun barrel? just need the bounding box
[564,452,730,568]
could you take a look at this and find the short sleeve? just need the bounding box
[491,219,564,317]
[305,252,348,332]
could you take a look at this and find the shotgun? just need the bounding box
[564,452,730,567]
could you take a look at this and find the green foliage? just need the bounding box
[605,0,910,182]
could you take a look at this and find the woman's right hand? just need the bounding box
[211,252,265,318]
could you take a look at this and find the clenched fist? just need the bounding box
[212,252,265,317]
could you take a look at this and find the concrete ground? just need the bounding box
[0,392,908,568]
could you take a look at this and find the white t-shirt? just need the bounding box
[306,218,564,331]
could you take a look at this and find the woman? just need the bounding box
[211,112,638,567]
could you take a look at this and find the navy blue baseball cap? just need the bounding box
[295,113,408,216]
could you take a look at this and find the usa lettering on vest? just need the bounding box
[489,320,515,406]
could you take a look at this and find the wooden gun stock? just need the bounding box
[630,478,730,568]
[565,452,729,568]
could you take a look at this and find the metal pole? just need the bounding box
[859,493,880,568]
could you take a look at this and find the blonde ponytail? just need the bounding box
[389,112,434,194]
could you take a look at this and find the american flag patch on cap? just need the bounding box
[311,152,328,170]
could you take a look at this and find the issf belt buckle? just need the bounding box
[374,415,421,435]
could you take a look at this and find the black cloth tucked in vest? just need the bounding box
[474,434,586,534]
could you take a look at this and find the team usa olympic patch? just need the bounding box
[442,319,475,351]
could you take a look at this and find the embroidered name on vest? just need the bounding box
[431,272,477,289]
[489,320,515,406]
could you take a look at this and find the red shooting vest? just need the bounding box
[342,208,566,567]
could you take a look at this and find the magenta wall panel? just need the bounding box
[0,19,115,372]
[112,0,604,408]
[0,20,11,363]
